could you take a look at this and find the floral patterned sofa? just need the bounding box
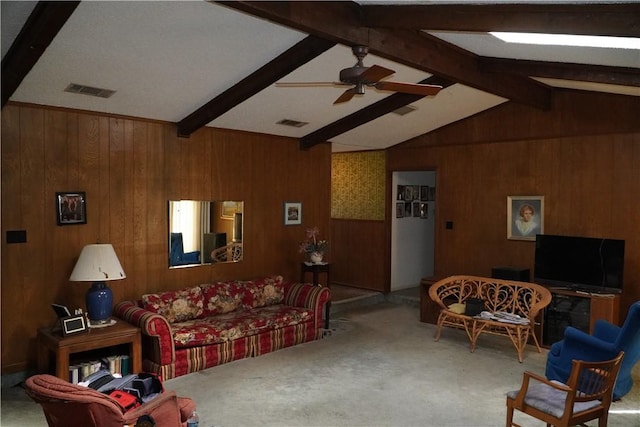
[114,275,330,380]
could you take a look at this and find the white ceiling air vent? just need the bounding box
[392,105,417,116]
[276,118,308,128]
[65,83,116,98]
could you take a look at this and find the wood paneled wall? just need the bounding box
[330,219,387,291]
[387,91,640,318]
[1,104,331,374]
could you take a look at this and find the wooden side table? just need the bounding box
[301,262,331,329]
[37,319,142,381]
[420,277,443,325]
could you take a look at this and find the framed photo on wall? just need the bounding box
[56,192,86,225]
[284,202,302,225]
[507,196,544,241]
[396,202,405,218]
[420,186,429,201]
[419,203,428,219]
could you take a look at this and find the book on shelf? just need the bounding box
[69,354,132,383]
[69,365,80,384]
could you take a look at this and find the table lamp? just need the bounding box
[69,243,126,324]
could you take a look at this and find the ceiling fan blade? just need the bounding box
[375,81,443,96]
[333,88,356,104]
[360,64,395,83]
[275,81,348,88]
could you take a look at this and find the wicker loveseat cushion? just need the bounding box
[171,304,314,348]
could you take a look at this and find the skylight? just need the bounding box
[490,32,640,50]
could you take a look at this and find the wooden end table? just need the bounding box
[37,319,142,381]
[301,262,331,329]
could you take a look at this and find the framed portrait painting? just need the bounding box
[56,192,86,225]
[507,196,544,241]
[284,202,302,225]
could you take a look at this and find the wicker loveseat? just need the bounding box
[429,275,552,362]
[114,275,330,380]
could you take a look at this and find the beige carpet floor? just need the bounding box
[2,301,638,426]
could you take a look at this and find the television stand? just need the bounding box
[541,287,620,347]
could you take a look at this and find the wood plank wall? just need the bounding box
[331,219,387,291]
[387,91,640,318]
[1,103,331,374]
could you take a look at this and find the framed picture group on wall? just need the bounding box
[396,185,432,219]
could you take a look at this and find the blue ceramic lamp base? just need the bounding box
[86,281,113,324]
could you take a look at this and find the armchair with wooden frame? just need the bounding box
[506,351,624,427]
[24,374,196,427]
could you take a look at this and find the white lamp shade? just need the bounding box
[69,244,126,282]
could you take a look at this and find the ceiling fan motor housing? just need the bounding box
[339,66,370,92]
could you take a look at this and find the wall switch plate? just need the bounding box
[6,230,27,243]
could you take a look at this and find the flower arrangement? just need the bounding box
[298,226,329,254]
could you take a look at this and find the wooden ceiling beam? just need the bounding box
[479,58,640,87]
[1,1,80,108]
[177,35,335,137]
[219,1,552,111]
[300,76,454,150]
[360,3,640,38]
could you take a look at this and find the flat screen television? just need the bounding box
[534,234,625,294]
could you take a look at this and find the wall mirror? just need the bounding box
[169,200,243,268]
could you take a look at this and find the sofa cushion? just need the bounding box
[171,304,313,348]
[238,276,285,310]
[200,282,243,318]
[141,286,203,323]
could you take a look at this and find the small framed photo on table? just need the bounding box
[56,192,86,225]
[61,315,87,336]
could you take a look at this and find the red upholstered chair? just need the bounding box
[24,374,196,427]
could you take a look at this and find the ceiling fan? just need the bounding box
[276,45,443,104]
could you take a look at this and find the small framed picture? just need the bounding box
[396,202,405,218]
[397,185,405,200]
[56,192,86,225]
[404,186,413,201]
[507,196,544,241]
[419,203,429,219]
[51,304,71,319]
[61,315,87,336]
[412,202,420,217]
[420,186,429,201]
[284,202,302,225]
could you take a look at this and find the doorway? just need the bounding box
[390,171,436,291]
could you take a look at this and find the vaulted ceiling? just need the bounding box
[2,1,639,152]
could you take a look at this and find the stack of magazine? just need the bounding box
[474,311,529,325]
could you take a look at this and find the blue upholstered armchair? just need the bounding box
[169,232,200,266]
[545,301,640,400]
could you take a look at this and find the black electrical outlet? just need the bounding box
[6,230,27,243]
